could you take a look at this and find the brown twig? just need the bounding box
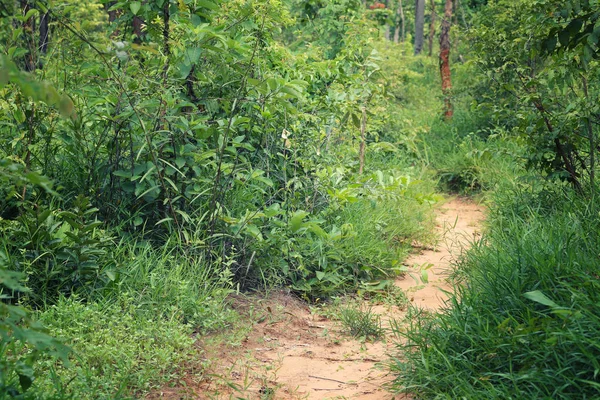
[308,375,357,385]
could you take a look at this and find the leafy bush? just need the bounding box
[1,196,115,307]
[227,167,437,299]
[0,160,70,399]
[0,255,69,399]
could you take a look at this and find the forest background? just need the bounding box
[1,0,600,398]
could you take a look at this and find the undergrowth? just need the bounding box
[392,184,600,398]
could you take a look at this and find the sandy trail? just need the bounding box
[148,198,485,399]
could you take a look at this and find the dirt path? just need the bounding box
[149,198,485,399]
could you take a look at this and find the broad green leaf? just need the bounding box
[185,47,202,64]
[523,290,561,308]
[130,1,141,15]
[23,8,39,21]
[197,0,218,10]
[289,210,309,233]
[105,269,116,281]
[59,96,75,118]
[558,30,570,47]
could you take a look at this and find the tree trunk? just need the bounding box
[439,0,453,119]
[394,0,405,43]
[428,0,436,57]
[414,0,425,55]
[582,76,595,189]
[105,1,119,23]
[39,10,49,56]
[359,106,367,175]
[19,0,36,72]
[133,15,145,42]
[384,0,391,40]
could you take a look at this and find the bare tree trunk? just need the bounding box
[384,0,391,40]
[394,0,405,43]
[103,1,121,38]
[439,0,453,119]
[428,0,436,56]
[19,0,36,72]
[414,0,425,55]
[359,106,367,175]
[583,76,595,189]
[456,0,468,28]
[133,15,145,42]
[39,10,49,55]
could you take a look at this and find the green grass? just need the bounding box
[5,238,238,400]
[338,304,384,340]
[391,185,600,399]
[33,297,201,400]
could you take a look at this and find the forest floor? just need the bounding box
[147,198,485,399]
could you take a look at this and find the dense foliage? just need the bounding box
[1,0,437,397]
[2,0,600,398]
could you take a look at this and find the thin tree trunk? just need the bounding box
[439,0,453,119]
[428,0,436,57]
[384,0,391,40]
[20,0,36,72]
[583,76,595,189]
[133,15,145,42]
[104,1,121,38]
[394,0,405,43]
[39,10,49,56]
[414,0,425,54]
[163,1,170,55]
[359,106,367,175]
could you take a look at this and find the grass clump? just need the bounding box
[391,185,600,399]
[338,304,383,341]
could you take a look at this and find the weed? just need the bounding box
[338,305,384,341]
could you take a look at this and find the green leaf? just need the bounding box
[558,30,571,47]
[289,210,309,233]
[583,43,594,63]
[566,18,584,35]
[351,112,361,128]
[421,269,429,284]
[178,62,193,79]
[316,271,325,281]
[197,0,218,10]
[105,269,116,281]
[543,36,557,53]
[18,372,33,392]
[23,8,39,21]
[185,47,202,64]
[523,290,561,308]
[0,67,8,86]
[130,1,141,15]
[245,224,263,240]
[59,96,75,117]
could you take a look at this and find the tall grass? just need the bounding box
[391,184,600,398]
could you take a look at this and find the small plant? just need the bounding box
[338,305,383,340]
